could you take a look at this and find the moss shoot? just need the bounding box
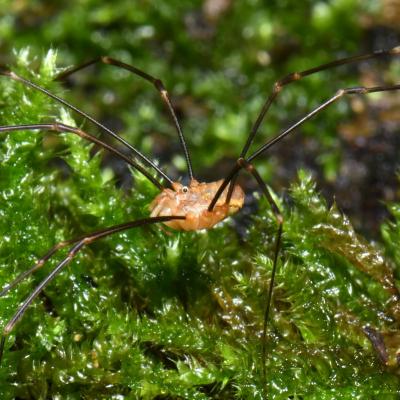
[0,51,399,399]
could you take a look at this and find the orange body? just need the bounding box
[149,179,245,231]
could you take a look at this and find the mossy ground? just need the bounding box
[0,51,399,399]
[0,1,400,398]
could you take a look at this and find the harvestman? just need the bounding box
[0,47,399,379]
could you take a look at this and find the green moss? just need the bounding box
[0,0,378,185]
[0,51,399,399]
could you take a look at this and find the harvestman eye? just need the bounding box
[0,47,399,396]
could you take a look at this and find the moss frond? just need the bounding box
[0,52,399,399]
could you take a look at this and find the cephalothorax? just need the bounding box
[0,47,399,394]
[150,179,244,230]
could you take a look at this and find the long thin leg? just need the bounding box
[0,223,131,298]
[241,46,400,158]
[210,83,400,211]
[236,158,283,393]
[247,84,400,162]
[226,46,400,200]
[55,57,194,180]
[0,123,163,190]
[206,82,400,393]
[0,66,174,186]
[0,215,185,364]
[0,239,75,298]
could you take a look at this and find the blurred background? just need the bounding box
[0,0,399,236]
[1,2,400,398]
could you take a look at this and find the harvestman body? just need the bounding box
[0,47,400,387]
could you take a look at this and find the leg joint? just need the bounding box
[273,81,282,93]
[237,157,253,172]
[101,56,112,64]
[82,237,94,245]
[52,122,63,132]
[276,213,284,226]
[154,79,165,92]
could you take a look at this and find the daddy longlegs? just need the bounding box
[0,47,399,391]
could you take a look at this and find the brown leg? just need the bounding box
[208,81,400,394]
[237,158,283,393]
[241,46,400,158]
[248,84,400,162]
[55,57,194,180]
[0,66,173,186]
[214,82,400,209]
[226,46,400,200]
[0,122,163,189]
[0,215,185,364]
